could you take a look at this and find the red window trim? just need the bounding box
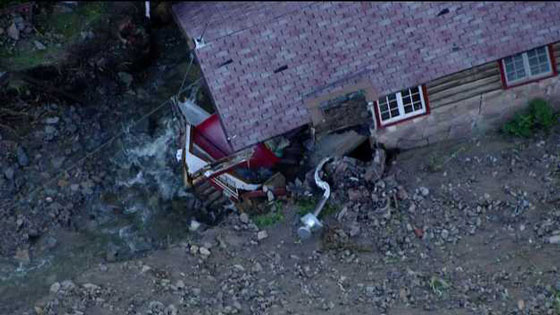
[373,84,431,129]
[498,44,558,90]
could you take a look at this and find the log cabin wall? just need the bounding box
[426,41,560,110]
[374,41,560,149]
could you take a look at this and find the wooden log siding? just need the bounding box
[554,42,560,68]
[426,62,502,109]
[427,41,560,109]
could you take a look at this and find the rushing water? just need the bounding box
[0,105,203,312]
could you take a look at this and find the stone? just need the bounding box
[4,167,14,180]
[190,245,199,255]
[239,213,250,224]
[33,40,47,50]
[419,186,430,197]
[61,280,76,290]
[517,299,525,310]
[548,235,560,244]
[189,219,201,232]
[199,247,211,256]
[49,282,61,293]
[267,190,274,202]
[349,225,360,237]
[141,265,152,273]
[45,117,60,124]
[257,230,268,241]
[16,146,29,167]
[441,229,449,240]
[7,23,19,40]
[175,280,185,290]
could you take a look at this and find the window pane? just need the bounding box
[528,46,551,76]
[390,108,399,117]
[504,53,526,82]
[402,93,412,105]
[381,111,390,120]
[413,102,423,111]
[404,104,413,113]
[379,103,388,112]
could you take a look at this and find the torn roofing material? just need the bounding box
[172,2,560,152]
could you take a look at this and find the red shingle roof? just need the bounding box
[173,2,560,151]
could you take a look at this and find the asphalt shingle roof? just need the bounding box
[173,2,560,151]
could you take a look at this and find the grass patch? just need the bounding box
[252,200,285,228]
[554,288,560,315]
[429,276,451,297]
[0,45,64,71]
[46,2,105,38]
[503,98,559,138]
[0,2,107,71]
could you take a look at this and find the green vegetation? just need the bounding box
[554,288,560,315]
[253,210,284,228]
[46,2,106,38]
[503,98,559,137]
[0,2,107,71]
[252,200,285,228]
[429,276,451,297]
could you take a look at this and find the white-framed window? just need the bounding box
[377,85,427,125]
[502,46,554,86]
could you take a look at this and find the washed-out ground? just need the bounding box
[2,2,560,315]
[15,127,560,315]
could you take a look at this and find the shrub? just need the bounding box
[530,98,557,131]
[502,98,558,137]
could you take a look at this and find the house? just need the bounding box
[171,2,560,152]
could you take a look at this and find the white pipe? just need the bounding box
[145,1,150,18]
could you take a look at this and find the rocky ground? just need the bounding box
[2,2,560,315]
[14,126,560,315]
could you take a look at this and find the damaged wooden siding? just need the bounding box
[312,92,371,134]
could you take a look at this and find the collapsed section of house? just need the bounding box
[169,2,560,231]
